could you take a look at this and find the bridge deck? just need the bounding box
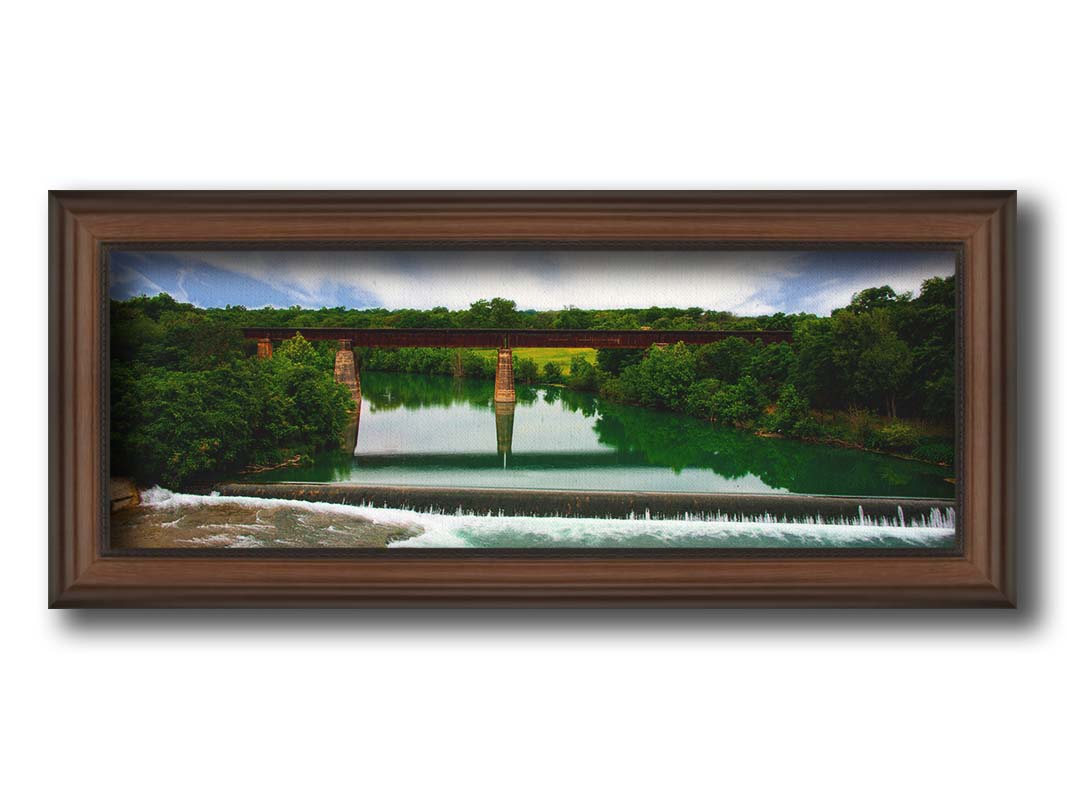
[241,328,792,348]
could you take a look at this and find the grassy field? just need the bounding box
[472,347,595,374]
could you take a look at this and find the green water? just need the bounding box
[250,371,955,499]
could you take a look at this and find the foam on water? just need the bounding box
[137,487,955,549]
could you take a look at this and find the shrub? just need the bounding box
[458,350,493,379]
[514,357,539,384]
[912,441,954,465]
[615,344,695,410]
[709,375,764,426]
[542,361,564,383]
[769,384,815,436]
[567,355,599,392]
[866,421,920,452]
[846,406,878,443]
[684,378,721,418]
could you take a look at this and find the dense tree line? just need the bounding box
[111,295,354,488]
[110,275,955,488]
[198,295,815,333]
[588,276,956,463]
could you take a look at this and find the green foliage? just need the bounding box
[615,344,695,410]
[595,348,644,376]
[683,378,722,418]
[110,311,353,489]
[921,373,955,420]
[912,441,954,466]
[709,375,764,427]
[792,317,837,409]
[466,297,519,328]
[457,350,494,379]
[830,308,913,416]
[554,306,594,329]
[694,337,754,383]
[744,341,797,396]
[769,384,817,437]
[566,355,599,392]
[845,406,879,444]
[845,285,907,313]
[865,421,920,452]
[513,357,539,384]
[542,361,564,383]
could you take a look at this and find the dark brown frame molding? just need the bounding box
[49,191,1015,607]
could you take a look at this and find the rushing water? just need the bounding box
[110,487,956,549]
[251,371,955,499]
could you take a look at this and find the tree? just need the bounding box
[709,375,764,426]
[769,383,816,436]
[463,297,515,328]
[694,337,755,383]
[567,355,599,391]
[792,317,839,409]
[616,344,695,411]
[831,309,913,417]
[542,361,564,383]
[555,306,594,329]
[595,348,644,376]
[744,342,797,396]
[684,378,722,418]
[513,357,539,384]
[845,285,907,314]
[915,275,955,309]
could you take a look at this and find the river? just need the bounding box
[110,371,956,550]
[252,371,955,499]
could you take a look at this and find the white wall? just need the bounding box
[4,2,1061,798]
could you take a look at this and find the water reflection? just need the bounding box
[495,402,515,457]
[342,408,361,455]
[256,371,954,499]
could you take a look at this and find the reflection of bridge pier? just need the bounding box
[495,402,515,458]
[342,408,361,454]
[333,339,362,405]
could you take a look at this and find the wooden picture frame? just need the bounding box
[49,191,1015,607]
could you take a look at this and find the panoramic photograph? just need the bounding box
[107,248,958,550]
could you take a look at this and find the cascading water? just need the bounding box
[112,488,956,550]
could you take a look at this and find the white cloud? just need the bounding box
[793,254,957,315]
[187,250,807,313]
[126,249,956,315]
[111,261,175,300]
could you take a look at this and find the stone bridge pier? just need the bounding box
[494,347,516,403]
[333,339,362,405]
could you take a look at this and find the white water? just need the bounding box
[134,487,956,549]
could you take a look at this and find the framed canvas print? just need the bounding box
[49,191,1015,607]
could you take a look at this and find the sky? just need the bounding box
[109,249,957,317]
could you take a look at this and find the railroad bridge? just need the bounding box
[244,327,792,404]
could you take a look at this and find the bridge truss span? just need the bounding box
[243,327,794,404]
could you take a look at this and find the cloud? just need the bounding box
[109,248,956,315]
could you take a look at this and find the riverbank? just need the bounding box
[109,486,420,548]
